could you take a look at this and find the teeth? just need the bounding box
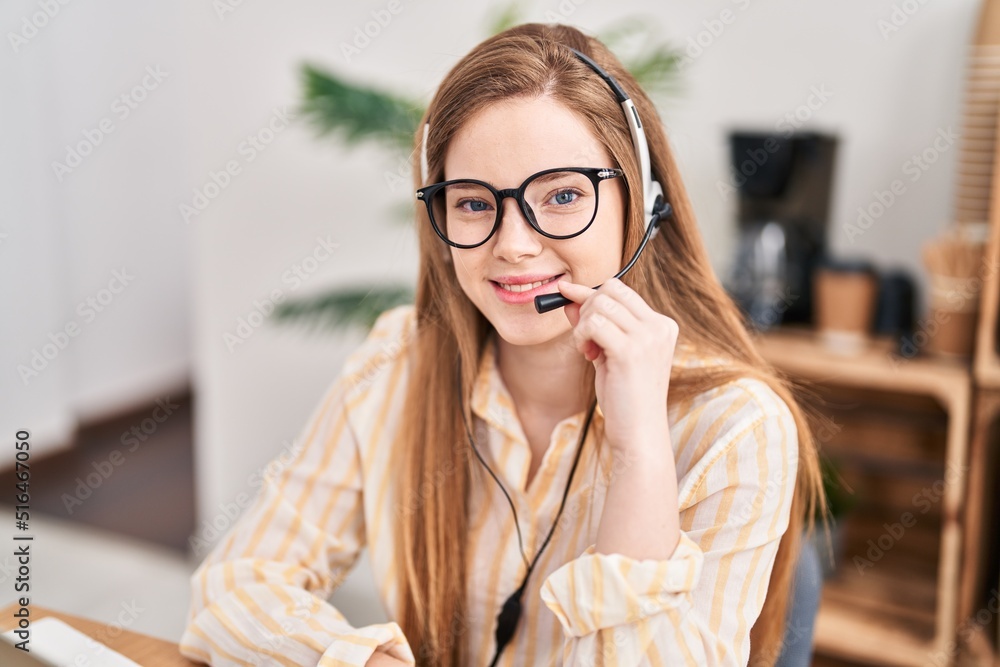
[499,276,558,293]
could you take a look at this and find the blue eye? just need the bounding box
[456,198,492,214]
[551,190,579,206]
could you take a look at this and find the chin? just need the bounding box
[487,310,570,347]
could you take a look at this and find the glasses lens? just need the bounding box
[430,181,497,247]
[524,171,597,238]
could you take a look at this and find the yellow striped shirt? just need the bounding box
[180,304,798,666]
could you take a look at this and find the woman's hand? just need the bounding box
[557,278,678,455]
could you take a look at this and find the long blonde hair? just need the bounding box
[393,23,826,666]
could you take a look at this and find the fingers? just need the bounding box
[558,279,640,334]
[558,279,638,363]
[559,277,650,319]
[595,277,651,321]
[556,279,594,305]
[558,277,679,364]
[564,300,582,328]
[576,309,628,363]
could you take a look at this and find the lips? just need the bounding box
[490,273,564,305]
[494,275,560,292]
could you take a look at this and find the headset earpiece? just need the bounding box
[647,182,668,239]
[646,178,664,221]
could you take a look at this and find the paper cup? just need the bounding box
[814,266,878,355]
[925,274,981,357]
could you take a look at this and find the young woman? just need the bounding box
[181,23,825,667]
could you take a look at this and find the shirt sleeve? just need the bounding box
[539,398,798,666]
[179,309,417,666]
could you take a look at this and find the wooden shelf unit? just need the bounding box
[754,327,972,666]
[974,110,1000,392]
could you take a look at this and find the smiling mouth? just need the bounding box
[493,275,562,293]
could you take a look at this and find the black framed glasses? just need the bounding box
[416,166,624,249]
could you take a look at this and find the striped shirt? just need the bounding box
[180,304,798,666]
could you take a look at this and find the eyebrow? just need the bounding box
[530,172,575,186]
[447,178,499,188]
[451,171,583,189]
[447,182,490,191]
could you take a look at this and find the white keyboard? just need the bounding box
[0,616,141,667]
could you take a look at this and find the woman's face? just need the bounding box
[443,95,627,348]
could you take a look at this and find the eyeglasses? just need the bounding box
[415,166,624,249]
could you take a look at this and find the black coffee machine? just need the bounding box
[725,131,839,330]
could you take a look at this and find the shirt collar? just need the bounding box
[471,334,605,442]
[470,334,521,442]
[468,333,716,448]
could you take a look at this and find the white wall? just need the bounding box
[3,0,981,546]
[1,0,191,465]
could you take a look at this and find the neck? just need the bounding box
[494,330,590,423]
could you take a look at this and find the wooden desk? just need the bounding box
[0,603,198,666]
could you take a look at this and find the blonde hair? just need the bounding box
[393,23,826,666]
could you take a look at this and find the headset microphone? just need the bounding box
[533,48,672,314]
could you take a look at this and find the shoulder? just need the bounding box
[672,371,798,496]
[672,342,795,438]
[340,304,418,392]
[687,375,795,433]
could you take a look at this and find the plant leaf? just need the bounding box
[271,284,415,333]
[597,17,685,97]
[299,63,424,153]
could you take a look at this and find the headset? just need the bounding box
[419,47,673,315]
[423,47,672,666]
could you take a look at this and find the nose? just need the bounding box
[491,197,542,262]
